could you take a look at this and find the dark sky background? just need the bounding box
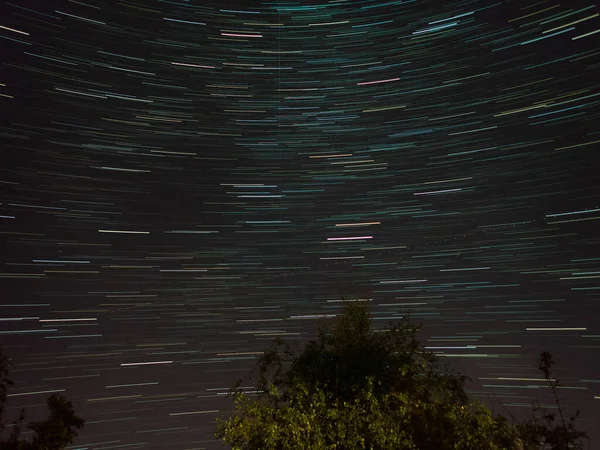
[1,0,599,449]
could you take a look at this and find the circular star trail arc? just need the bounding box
[1,1,599,449]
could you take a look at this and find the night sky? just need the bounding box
[1,0,599,449]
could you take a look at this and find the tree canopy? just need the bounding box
[216,301,521,449]
[0,349,84,450]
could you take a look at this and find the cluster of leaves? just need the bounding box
[258,304,469,407]
[218,377,517,450]
[0,349,84,450]
[216,301,521,450]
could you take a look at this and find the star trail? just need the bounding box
[1,0,599,449]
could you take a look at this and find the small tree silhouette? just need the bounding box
[517,351,588,450]
[0,349,85,450]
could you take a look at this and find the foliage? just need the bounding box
[257,301,469,406]
[516,352,589,450]
[0,353,13,432]
[218,376,517,450]
[216,301,519,450]
[0,349,85,450]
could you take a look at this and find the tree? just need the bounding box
[516,352,588,450]
[0,349,85,450]
[216,301,518,449]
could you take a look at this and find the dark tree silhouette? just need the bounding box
[0,349,85,450]
[516,351,589,450]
